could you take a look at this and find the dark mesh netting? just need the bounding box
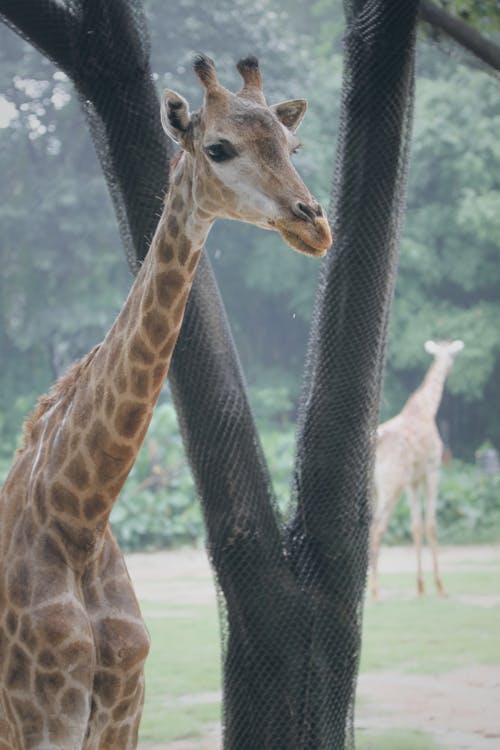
[0,0,419,747]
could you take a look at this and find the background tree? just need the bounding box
[1,0,499,466]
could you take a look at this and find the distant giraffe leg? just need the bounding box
[407,483,425,595]
[424,467,446,596]
[370,490,400,601]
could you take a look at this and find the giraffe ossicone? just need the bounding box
[370,339,464,601]
[0,55,330,749]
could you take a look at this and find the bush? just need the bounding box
[3,389,499,550]
[385,460,500,545]
[110,400,203,551]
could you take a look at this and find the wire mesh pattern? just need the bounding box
[0,0,419,746]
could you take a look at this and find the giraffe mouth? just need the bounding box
[275,217,332,257]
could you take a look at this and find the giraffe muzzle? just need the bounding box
[275,211,332,257]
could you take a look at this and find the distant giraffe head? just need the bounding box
[424,339,464,373]
[161,54,332,257]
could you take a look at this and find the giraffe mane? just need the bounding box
[20,344,101,452]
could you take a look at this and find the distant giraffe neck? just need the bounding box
[24,154,212,559]
[404,358,449,419]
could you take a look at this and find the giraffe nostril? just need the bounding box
[294,201,321,223]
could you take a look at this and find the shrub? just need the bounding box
[110,401,202,551]
[385,460,500,545]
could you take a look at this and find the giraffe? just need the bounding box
[0,55,331,750]
[370,339,464,601]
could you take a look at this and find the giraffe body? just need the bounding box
[0,56,331,749]
[370,339,464,601]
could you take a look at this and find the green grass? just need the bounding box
[376,570,500,595]
[141,606,222,741]
[356,729,442,750]
[138,566,500,744]
[361,572,500,673]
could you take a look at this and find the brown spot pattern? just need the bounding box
[97,618,150,670]
[12,697,43,745]
[94,669,121,707]
[7,562,31,608]
[50,482,80,518]
[167,214,179,238]
[51,429,68,467]
[6,644,31,690]
[159,332,178,361]
[172,289,190,327]
[85,419,110,459]
[152,364,167,389]
[187,248,202,274]
[156,269,184,308]
[143,308,166,349]
[84,493,107,521]
[177,234,190,265]
[159,242,174,264]
[23,508,37,546]
[114,367,128,395]
[130,367,150,398]
[6,610,18,636]
[143,285,155,311]
[114,401,148,440]
[19,614,37,652]
[65,454,90,491]
[129,332,155,365]
[118,724,132,747]
[105,391,116,419]
[38,649,57,669]
[61,687,86,717]
[53,519,98,563]
[171,194,184,212]
[35,670,65,707]
[94,381,105,411]
[112,696,132,722]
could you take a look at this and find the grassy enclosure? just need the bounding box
[133,545,500,749]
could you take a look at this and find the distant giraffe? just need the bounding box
[370,339,464,601]
[0,56,331,750]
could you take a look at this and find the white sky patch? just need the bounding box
[0,96,18,128]
[14,76,50,98]
[51,85,71,109]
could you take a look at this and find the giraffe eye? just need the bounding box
[204,141,238,163]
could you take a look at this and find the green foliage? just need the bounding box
[384,460,500,545]
[435,0,500,33]
[110,401,202,551]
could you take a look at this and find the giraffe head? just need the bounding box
[160,55,332,257]
[424,339,464,371]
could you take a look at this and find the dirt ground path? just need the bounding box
[128,545,500,750]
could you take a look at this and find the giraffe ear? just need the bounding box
[424,340,439,355]
[161,90,192,145]
[449,339,464,354]
[270,99,307,132]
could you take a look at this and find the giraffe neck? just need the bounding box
[20,154,212,561]
[404,357,450,419]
